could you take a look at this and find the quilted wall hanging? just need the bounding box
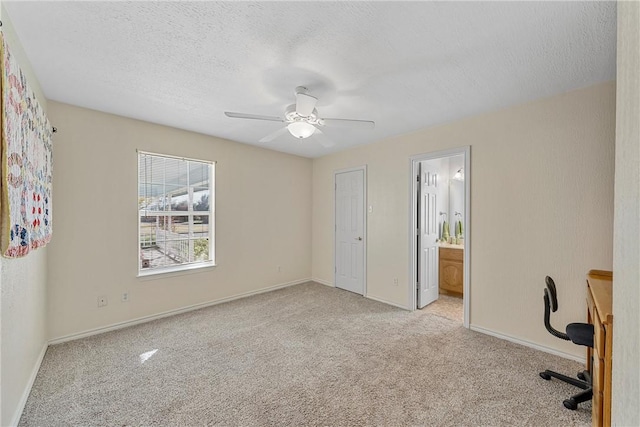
[0,31,53,258]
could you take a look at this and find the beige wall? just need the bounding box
[313,82,615,358]
[46,102,312,341]
[612,1,640,425]
[0,6,49,426]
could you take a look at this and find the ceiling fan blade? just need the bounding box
[313,127,335,148]
[320,118,375,129]
[295,92,318,117]
[259,126,289,143]
[225,112,284,122]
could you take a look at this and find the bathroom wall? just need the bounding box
[448,155,465,236]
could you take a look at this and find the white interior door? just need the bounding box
[335,169,365,295]
[418,162,439,308]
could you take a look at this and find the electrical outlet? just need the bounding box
[393,278,399,286]
[97,295,108,307]
[122,292,129,302]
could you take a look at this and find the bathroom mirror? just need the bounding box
[449,156,465,239]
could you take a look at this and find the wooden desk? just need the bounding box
[586,270,613,427]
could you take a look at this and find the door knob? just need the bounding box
[355,237,362,241]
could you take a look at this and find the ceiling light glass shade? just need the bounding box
[453,168,464,181]
[287,121,315,139]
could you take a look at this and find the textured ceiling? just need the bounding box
[4,1,616,158]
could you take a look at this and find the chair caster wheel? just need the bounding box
[540,372,551,380]
[563,398,578,410]
[577,372,586,381]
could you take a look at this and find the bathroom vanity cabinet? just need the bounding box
[439,246,464,296]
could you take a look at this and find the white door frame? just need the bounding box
[409,147,470,328]
[334,165,367,296]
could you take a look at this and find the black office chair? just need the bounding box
[539,276,594,410]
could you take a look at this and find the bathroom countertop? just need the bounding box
[439,242,464,250]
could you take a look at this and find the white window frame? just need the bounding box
[137,150,215,276]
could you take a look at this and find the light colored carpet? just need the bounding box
[422,294,463,323]
[20,282,590,426]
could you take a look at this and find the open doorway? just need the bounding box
[409,147,470,327]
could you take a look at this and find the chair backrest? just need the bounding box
[543,276,570,341]
[545,276,559,312]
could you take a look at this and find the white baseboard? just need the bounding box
[49,278,311,345]
[10,343,48,427]
[311,277,333,287]
[470,325,586,363]
[365,294,411,310]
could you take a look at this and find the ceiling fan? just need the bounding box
[224,86,375,147]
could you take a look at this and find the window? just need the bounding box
[138,151,215,274]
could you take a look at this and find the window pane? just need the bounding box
[189,162,208,186]
[193,189,209,211]
[139,155,170,186]
[165,239,189,263]
[164,157,187,186]
[140,218,158,248]
[166,186,188,211]
[140,184,166,211]
[140,216,173,269]
[153,225,189,265]
[192,238,209,261]
[192,219,209,237]
[164,215,188,236]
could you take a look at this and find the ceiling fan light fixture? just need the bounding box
[224,86,374,147]
[287,121,315,139]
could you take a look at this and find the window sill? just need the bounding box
[137,261,216,280]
